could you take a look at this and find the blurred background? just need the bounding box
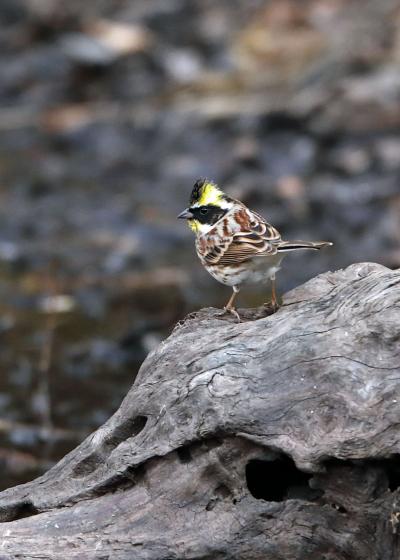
[0,0,399,490]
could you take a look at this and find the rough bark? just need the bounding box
[0,262,399,560]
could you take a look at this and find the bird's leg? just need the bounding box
[222,286,241,322]
[270,275,281,311]
[271,276,279,309]
[264,275,280,312]
[225,288,238,310]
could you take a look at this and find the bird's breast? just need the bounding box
[204,255,284,287]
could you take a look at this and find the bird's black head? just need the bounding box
[178,179,232,232]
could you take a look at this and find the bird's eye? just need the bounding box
[200,207,208,215]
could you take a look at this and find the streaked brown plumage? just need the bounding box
[178,179,332,321]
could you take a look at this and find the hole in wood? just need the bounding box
[246,456,321,502]
[103,415,148,453]
[384,455,400,492]
[177,445,192,464]
[72,415,148,478]
[331,503,347,514]
[1,501,39,522]
[72,452,102,477]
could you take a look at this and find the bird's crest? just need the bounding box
[190,179,224,207]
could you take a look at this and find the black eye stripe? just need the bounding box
[190,205,227,225]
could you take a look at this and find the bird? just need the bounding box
[178,179,332,321]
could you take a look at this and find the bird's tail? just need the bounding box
[277,240,333,252]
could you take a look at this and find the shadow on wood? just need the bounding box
[0,262,399,559]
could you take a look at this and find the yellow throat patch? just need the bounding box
[188,219,199,232]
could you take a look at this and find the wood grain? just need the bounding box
[0,262,399,559]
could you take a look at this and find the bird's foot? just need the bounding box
[263,299,280,313]
[220,306,241,323]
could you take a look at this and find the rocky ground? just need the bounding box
[0,0,399,488]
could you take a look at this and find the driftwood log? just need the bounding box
[0,262,399,559]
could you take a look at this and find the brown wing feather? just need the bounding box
[202,206,282,266]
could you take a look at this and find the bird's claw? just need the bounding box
[220,306,241,323]
[263,299,280,313]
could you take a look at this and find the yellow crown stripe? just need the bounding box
[198,182,224,206]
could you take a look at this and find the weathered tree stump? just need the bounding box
[0,262,399,559]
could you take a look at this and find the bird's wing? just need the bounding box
[202,207,282,266]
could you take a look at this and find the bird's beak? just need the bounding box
[177,208,194,219]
